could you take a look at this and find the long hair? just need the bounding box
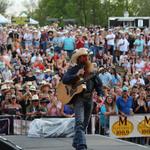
[104,96,116,112]
[112,68,118,79]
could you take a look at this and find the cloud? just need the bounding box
[6,0,27,16]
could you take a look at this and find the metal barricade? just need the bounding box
[24,116,34,135]
[13,115,24,135]
[0,115,13,135]
[86,113,108,135]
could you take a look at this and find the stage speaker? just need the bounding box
[0,136,22,150]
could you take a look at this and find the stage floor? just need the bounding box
[2,135,149,150]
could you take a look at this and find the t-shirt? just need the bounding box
[134,100,148,114]
[111,74,121,86]
[99,72,112,86]
[117,38,129,52]
[116,96,134,115]
[130,78,145,87]
[134,39,145,52]
[63,37,75,51]
[100,104,118,127]
[135,61,145,71]
[106,33,115,46]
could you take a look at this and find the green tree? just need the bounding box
[132,0,150,16]
[32,0,150,27]
[0,0,10,15]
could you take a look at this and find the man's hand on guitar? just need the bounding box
[76,68,85,76]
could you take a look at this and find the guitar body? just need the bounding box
[56,67,106,105]
[56,82,86,105]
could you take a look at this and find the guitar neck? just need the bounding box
[74,67,109,87]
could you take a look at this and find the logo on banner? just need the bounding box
[138,116,150,136]
[112,116,134,137]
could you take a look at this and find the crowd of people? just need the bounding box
[0,24,149,143]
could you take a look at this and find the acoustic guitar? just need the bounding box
[56,68,106,105]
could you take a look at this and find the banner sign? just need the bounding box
[110,114,150,138]
[138,20,143,27]
[11,17,30,25]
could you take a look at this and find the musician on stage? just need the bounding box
[62,48,103,150]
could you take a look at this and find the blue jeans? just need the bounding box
[41,41,47,51]
[73,97,93,150]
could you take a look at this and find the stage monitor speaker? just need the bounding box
[0,136,22,150]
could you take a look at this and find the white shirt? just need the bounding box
[31,56,37,64]
[130,78,145,87]
[2,69,12,80]
[106,33,115,46]
[135,61,145,71]
[24,33,33,41]
[117,38,129,52]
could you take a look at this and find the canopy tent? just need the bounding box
[29,18,39,25]
[0,14,9,24]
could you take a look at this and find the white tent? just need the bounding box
[0,14,9,24]
[29,18,39,25]
[19,13,39,25]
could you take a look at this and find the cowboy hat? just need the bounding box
[40,80,51,89]
[31,95,39,101]
[15,84,23,91]
[43,69,51,73]
[40,98,50,103]
[4,80,14,84]
[71,48,89,64]
[29,85,37,91]
[1,84,10,90]
[26,81,33,86]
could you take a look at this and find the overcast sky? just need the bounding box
[6,0,39,16]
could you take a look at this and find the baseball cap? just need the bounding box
[122,86,128,92]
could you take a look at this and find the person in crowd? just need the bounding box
[134,89,149,144]
[110,68,122,87]
[1,66,12,81]
[23,68,36,84]
[106,29,115,62]
[134,90,148,114]
[117,33,129,55]
[99,69,112,87]
[39,81,51,100]
[130,72,145,87]
[26,95,42,119]
[114,86,122,98]
[39,98,49,116]
[47,92,62,117]
[134,34,145,56]
[63,31,75,58]
[4,95,22,116]
[116,86,134,116]
[134,56,145,72]
[76,33,85,49]
[100,95,118,135]
[130,86,139,105]
[144,72,150,86]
